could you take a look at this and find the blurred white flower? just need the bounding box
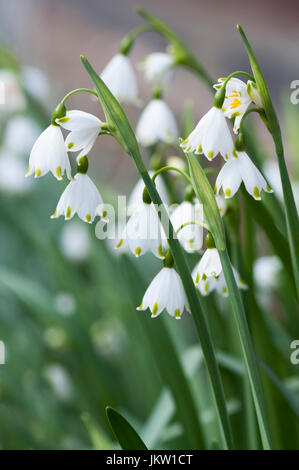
[253,256,282,292]
[116,201,165,259]
[216,151,273,200]
[44,364,74,401]
[21,66,49,101]
[214,77,262,134]
[139,52,174,87]
[180,107,234,160]
[52,173,103,223]
[26,125,71,180]
[171,201,203,252]
[59,221,90,261]
[128,171,169,215]
[137,266,189,319]
[0,151,32,194]
[54,292,76,316]
[101,53,138,104]
[166,155,186,172]
[136,99,178,146]
[0,69,26,113]
[44,327,67,350]
[56,110,102,160]
[193,267,247,297]
[215,194,227,217]
[3,115,41,155]
[263,160,283,199]
[90,319,125,357]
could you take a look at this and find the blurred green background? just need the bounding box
[0,0,299,450]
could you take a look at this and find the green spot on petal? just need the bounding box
[195,272,200,284]
[56,166,62,179]
[152,302,158,316]
[135,246,142,256]
[86,214,91,223]
[232,149,238,159]
[115,238,123,249]
[202,273,207,281]
[253,186,260,199]
[68,142,74,149]
[35,168,41,177]
[225,188,231,197]
[197,144,202,153]
[174,308,181,318]
[65,206,71,218]
[58,116,70,123]
[208,151,214,160]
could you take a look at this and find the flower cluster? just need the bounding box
[26,45,271,322]
[180,77,273,201]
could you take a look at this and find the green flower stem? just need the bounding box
[60,88,98,105]
[237,24,299,300]
[218,249,272,450]
[152,166,192,185]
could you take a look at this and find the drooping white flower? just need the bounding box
[0,69,26,113]
[3,115,41,155]
[192,247,222,281]
[128,171,169,215]
[137,266,189,319]
[215,150,273,200]
[193,267,247,297]
[56,110,102,160]
[180,106,234,161]
[100,53,138,104]
[116,201,165,259]
[51,173,103,223]
[214,77,263,134]
[136,99,178,146]
[139,52,174,87]
[171,201,203,252]
[26,125,71,180]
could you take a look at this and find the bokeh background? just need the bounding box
[0,0,298,450]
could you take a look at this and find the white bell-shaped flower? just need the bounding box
[192,247,222,281]
[137,256,189,319]
[139,52,174,87]
[116,199,165,259]
[214,77,263,134]
[26,125,71,180]
[171,201,203,253]
[193,267,247,297]
[56,110,102,160]
[180,106,234,160]
[127,171,169,216]
[51,172,103,223]
[136,98,178,146]
[100,53,138,104]
[215,150,273,200]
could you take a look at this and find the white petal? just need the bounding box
[139,52,174,87]
[128,172,169,215]
[57,110,102,131]
[216,158,242,199]
[197,248,222,278]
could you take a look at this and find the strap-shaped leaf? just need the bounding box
[106,407,148,450]
[187,153,225,250]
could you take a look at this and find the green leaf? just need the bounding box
[187,153,225,250]
[106,407,148,450]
